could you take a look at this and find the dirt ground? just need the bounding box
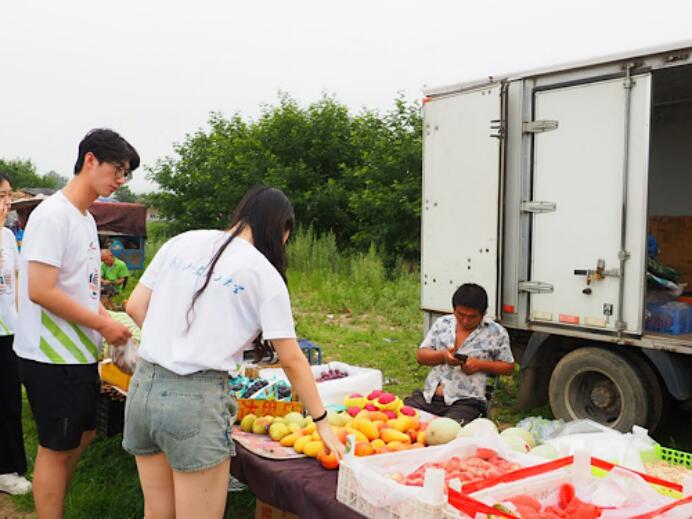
[0,494,34,519]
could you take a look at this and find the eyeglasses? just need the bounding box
[110,163,133,184]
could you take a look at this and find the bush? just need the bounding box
[146,94,422,263]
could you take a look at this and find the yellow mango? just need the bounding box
[353,419,379,441]
[293,435,312,454]
[417,431,426,446]
[370,438,386,452]
[369,411,389,422]
[388,416,418,433]
[344,427,369,444]
[355,410,371,420]
[311,431,321,441]
[381,428,412,444]
[279,432,301,447]
[303,440,325,458]
[301,422,316,435]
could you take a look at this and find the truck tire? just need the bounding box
[549,348,648,432]
[622,351,665,432]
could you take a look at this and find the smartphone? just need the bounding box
[453,352,468,365]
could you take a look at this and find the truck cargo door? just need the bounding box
[528,75,651,334]
[421,84,504,318]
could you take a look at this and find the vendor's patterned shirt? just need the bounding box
[420,315,513,405]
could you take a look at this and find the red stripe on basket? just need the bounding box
[448,487,517,518]
[630,495,692,519]
[460,456,574,494]
[591,457,682,492]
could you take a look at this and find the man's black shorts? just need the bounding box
[19,358,100,451]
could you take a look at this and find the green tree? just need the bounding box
[0,160,70,190]
[0,159,44,188]
[147,94,423,261]
[348,97,422,260]
[114,185,137,203]
[42,170,68,189]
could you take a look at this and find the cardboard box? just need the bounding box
[255,498,300,519]
[236,399,303,421]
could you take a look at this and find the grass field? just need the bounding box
[8,229,690,518]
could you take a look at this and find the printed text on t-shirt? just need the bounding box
[168,255,246,294]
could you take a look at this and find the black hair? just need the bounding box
[186,186,295,329]
[73,129,140,175]
[0,173,11,188]
[452,283,488,314]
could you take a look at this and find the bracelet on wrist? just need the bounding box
[312,410,328,423]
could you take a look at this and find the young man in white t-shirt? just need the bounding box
[14,129,137,519]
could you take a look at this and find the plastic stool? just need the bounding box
[298,339,322,365]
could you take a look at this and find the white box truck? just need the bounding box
[421,41,692,432]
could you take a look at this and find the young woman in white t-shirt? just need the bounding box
[0,174,31,496]
[124,186,344,518]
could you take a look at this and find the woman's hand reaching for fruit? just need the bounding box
[317,420,345,460]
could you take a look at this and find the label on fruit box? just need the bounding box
[231,426,307,460]
[236,399,303,421]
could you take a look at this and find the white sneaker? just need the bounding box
[0,473,32,495]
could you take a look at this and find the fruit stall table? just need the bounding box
[230,443,364,519]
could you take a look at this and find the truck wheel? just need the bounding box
[549,348,648,432]
[622,352,665,432]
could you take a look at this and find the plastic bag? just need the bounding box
[111,339,138,375]
[516,416,565,444]
[545,420,656,472]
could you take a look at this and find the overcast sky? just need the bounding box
[1,0,691,193]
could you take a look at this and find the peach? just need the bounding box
[354,441,374,457]
[318,449,340,470]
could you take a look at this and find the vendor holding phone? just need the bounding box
[403,284,515,424]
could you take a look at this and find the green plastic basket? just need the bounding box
[655,444,692,468]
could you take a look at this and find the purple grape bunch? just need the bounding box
[315,367,348,382]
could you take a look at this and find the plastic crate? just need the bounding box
[337,459,445,519]
[298,339,322,365]
[646,301,691,335]
[95,392,125,437]
[655,444,692,468]
[443,456,687,519]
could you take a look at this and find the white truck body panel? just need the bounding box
[530,75,651,334]
[421,84,502,317]
[422,42,692,356]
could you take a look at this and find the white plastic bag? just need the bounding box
[111,338,139,375]
[545,420,656,472]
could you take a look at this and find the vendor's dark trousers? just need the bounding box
[404,390,486,425]
[0,335,27,475]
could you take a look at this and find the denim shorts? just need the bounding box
[122,358,237,472]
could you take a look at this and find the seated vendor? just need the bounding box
[100,249,129,294]
[404,283,515,424]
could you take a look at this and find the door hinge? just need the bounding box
[489,119,505,139]
[518,281,554,294]
[521,201,556,213]
[523,120,558,133]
